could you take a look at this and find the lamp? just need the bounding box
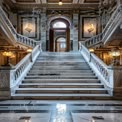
[89,48,94,53]
[59,0,63,5]
[2,51,14,66]
[27,48,32,53]
[87,24,94,33]
[109,47,120,66]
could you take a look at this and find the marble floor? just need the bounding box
[0,100,122,122]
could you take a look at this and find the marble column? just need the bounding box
[41,13,47,51]
[0,67,13,99]
[73,14,78,51]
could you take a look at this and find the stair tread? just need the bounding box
[20,83,102,85]
[26,75,96,77]
[25,76,97,79]
[12,94,110,97]
[16,88,106,90]
[23,79,99,81]
[27,74,95,76]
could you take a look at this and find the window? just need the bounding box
[60,43,66,48]
[53,21,67,28]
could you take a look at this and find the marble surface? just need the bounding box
[0,100,121,122]
[72,113,122,122]
[0,113,50,122]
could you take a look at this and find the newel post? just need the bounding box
[111,66,122,97]
[0,66,14,99]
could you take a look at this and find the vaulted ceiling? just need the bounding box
[5,0,100,11]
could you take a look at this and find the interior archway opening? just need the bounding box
[49,18,70,52]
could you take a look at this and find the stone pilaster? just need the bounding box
[73,14,78,51]
[41,13,47,51]
[0,67,12,99]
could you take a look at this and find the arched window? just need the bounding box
[53,21,67,28]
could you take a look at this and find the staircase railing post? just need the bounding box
[0,66,14,99]
[109,66,122,97]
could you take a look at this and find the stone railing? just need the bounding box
[85,33,103,48]
[17,34,38,47]
[11,43,41,88]
[0,43,42,99]
[102,5,122,44]
[85,5,122,48]
[79,42,114,95]
[0,6,38,48]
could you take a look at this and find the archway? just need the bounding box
[55,37,66,52]
[49,18,70,52]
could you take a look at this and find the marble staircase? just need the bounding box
[12,52,111,100]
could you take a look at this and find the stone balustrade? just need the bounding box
[0,44,41,99]
[0,6,38,48]
[85,33,103,48]
[79,42,122,97]
[85,5,122,48]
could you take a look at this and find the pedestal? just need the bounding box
[111,66,122,97]
[0,66,13,99]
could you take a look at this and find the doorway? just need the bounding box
[49,18,70,52]
[55,37,66,52]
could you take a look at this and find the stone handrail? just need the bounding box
[85,5,122,48]
[102,5,122,37]
[10,43,41,88]
[0,6,38,47]
[79,42,113,91]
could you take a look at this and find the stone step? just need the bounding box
[22,79,100,83]
[38,53,82,55]
[27,73,95,76]
[29,70,93,73]
[37,54,82,56]
[32,65,90,68]
[12,93,110,97]
[33,61,87,64]
[35,60,86,63]
[25,76,97,79]
[38,52,82,55]
[15,88,107,94]
[33,62,88,65]
[19,83,104,88]
[12,93,111,100]
[31,67,90,70]
[37,57,84,60]
[31,68,91,70]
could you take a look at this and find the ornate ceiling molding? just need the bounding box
[5,0,99,11]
